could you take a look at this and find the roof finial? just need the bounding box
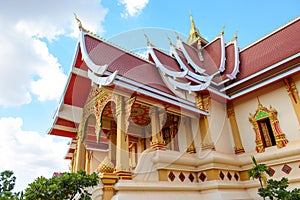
[187,13,207,45]
[257,96,263,108]
[74,13,83,30]
[221,25,225,35]
[167,35,173,46]
[234,30,238,39]
[174,31,180,40]
[144,33,150,45]
[190,12,196,30]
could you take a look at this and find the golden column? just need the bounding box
[115,95,132,179]
[183,116,196,153]
[199,116,215,150]
[75,139,86,171]
[196,94,215,150]
[227,102,245,154]
[284,78,300,124]
[85,150,92,174]
[149,106,165,150]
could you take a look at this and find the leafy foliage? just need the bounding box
[258,178,300,200]
[0,170,23,200]
[0,170,99,200]
[248,156,273,189]
[249,156,300,200]
[24,170,99,200]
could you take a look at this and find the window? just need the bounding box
[249,100,288,153]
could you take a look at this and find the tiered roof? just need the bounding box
[48,16,300,159]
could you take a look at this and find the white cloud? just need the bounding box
[119,0,149,18]
[0,117,70,192]
[0,0,108,106]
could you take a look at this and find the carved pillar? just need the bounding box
[199,116,215,150]
[71,150,76,172]
[284,78,300,124]
[183,116,196,153]
[107,121,117,166]
[196,94,215,150]
[115,95,134,179]
[85,150,92,174]
[149,106,165,150]
[227,102,245,154]
[75,139,86,171]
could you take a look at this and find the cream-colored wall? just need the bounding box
[90,150,108,173]
[177,119,187,153]
[191,117,201,155]
[209,100,234,154]
[234,80,300,153]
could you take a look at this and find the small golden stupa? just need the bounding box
[97,156,115,173]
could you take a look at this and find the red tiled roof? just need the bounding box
[64,74,91,107]
[222,43,235,79]
[152,48,181,72]
[175,49,197,72]
[182,42,202,67]
[237,19,300,81]
[56,117,76,128]
[84,35,174,95]
[202,38,221,75]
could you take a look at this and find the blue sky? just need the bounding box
[0,0,299,192]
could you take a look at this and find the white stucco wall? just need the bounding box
[234,80,300,153]
[209,99,234,154]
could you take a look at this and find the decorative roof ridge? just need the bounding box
[149,42,174,57]
[202,29,224,49]
[241,16,300,52]
[74,14,150,63]
[226,31,238,46]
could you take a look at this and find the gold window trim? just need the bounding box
[249,100,288,153]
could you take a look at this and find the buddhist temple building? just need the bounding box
[48,15,300,199]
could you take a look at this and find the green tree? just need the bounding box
[0,170,99,200]
[258,178,300,200]
[0,170,23,200]
[248,156,273,200]
[249,157,300,200]
[24,170,99,200]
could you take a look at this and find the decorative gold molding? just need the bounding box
[249,99,288,153]
[82,84,112,142]
[182,116,196,154]
[284,78,300,124]
[226,102,245,154]
[196,94,211,111]
[149,106,166,150]
[199,116,215,150]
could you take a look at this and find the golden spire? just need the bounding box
[257,96,263,109]
[188,13,199,42]
[190,13,196,32]
[187,13,207,45]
